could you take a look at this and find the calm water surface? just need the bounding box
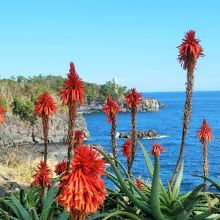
[84,91,220,191]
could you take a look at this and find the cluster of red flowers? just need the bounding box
[0,106,5,124]
[32,160,52,189]
[56,145,106,216]
[122,139,132,158]
[135,179,145,190]
[197,119,213,144]
[125,88,142,107]
[178,30,204,70]
[60,62,85,106]
[151,143,165,157]
[54,160,67,175]
[34,92,57,117]
[74,130,84,147]
[102,95,120,123]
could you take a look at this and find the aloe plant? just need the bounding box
[194,175,220,191]
[95,142,220,219]
[0,184,69,220]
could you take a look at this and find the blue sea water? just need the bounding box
[83,91,220,191]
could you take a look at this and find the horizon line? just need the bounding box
[141,90,220,93]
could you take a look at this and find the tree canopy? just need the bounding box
[0,75,128,122]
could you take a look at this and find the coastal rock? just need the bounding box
[0,112,90,147]
[0,181,22,197]
[79,98,161,113]
[141,98,160,112]
[79,104,103,113]
[120,98,160,112]
[119,130,160,139]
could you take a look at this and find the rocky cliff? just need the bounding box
[0,112,90,147]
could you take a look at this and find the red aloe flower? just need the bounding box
[197,119,213,190]
[54,160,67,175]
[135,179,145,190]
[74,130,84,147]
[197,119,213,144]
[34,92,57,162]
[125,88,141,107]
[57,145,106,218]
[151,143,165,157]
[102,95,120,124]
[32,161,52,189]
[178,30,204,70]
[0,106,5,124]
[122,139,132,158]
[60,62,85,106]
[34,92,57,117]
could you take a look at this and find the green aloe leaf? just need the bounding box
[0,207,10,220]
[19,189,29,211]
[150,155,164,220]
[192,209,220,220]
[95,147,151,214]
[57,210,69,220]
[168,161,184,202]
[30,208,39,220]
[193,175,220,191]
[103,210,142,220]
[40,185,59,220]
[138,141,154,178]
[0,198,20,218]
[126,178,150,202]
[172,161,184,200]
[11,195,31,220]
[173,184,205,220]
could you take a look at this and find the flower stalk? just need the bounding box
[102,95,120,163]
[197,119,213,190]
[125,88,141,175]
[34,92,57,163]
[60,62,85,171]
[171,30,204,186]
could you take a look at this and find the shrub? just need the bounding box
[12,96,37,123]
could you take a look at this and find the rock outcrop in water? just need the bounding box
[78,98,161,113]
[0,112,90,147]
[120,98,160,112]
[119,130,160,139]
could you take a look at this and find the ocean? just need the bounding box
[83,91,220,191]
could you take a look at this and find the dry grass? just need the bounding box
[7,157,57,185]
[0,145,58,186]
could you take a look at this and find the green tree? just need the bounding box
[12,97,37,123]
[84,83,98,104]
[17,76,27,84]
[99,79,127,102]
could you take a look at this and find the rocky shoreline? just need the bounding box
[0,97,163,147]
[0,112,89,147]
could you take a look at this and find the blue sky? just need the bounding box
[0,1,219,92]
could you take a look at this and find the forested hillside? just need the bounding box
[0,75,128,123]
